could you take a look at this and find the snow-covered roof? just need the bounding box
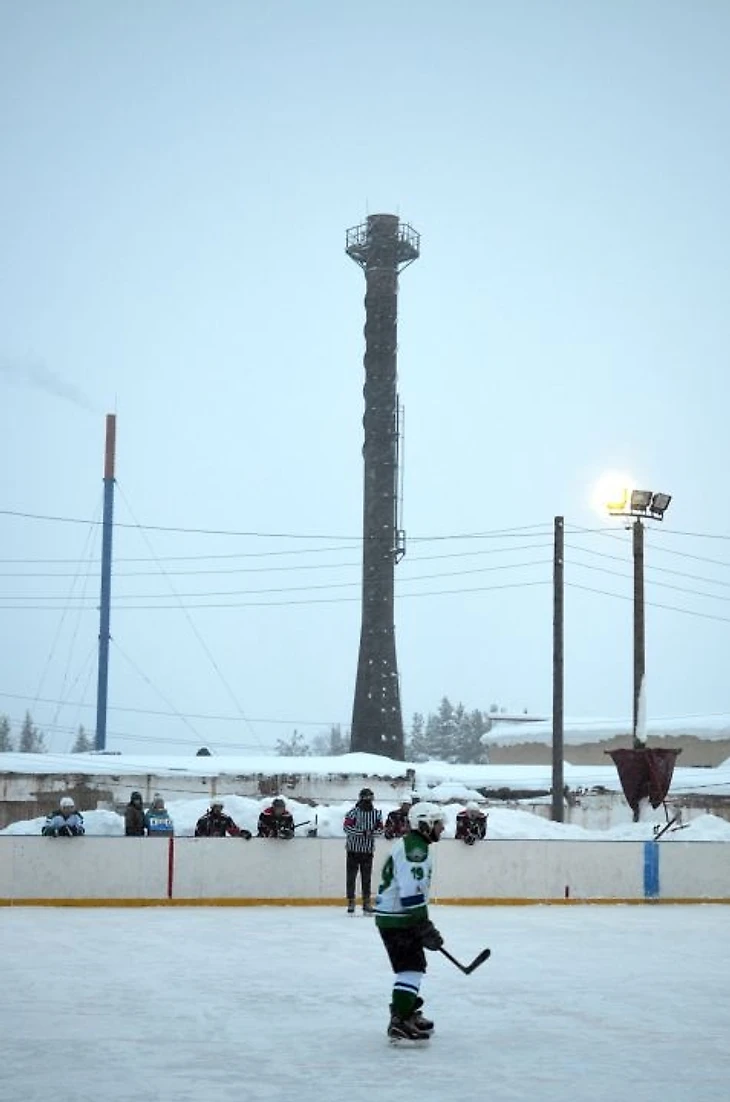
[486,715,730,746]
[0,749,406,779]
[1,750,729,797]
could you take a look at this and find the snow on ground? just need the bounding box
[3,793,730,841]
[2,905,729,1102]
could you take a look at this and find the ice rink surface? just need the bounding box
[2,904,729,1102]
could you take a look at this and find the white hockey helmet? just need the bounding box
[60,796,75,809]
[408,801,445,832]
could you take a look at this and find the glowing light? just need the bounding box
[590,472,635,518]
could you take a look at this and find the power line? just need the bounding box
[0,545,364,565]
[0,577,554,611]
[565,558,730,604]
[645,541,730,571]
[651,527,730,542]
[567,542,730,589]
[115,483,264,747]
[565,581,730,624]
[0,539,558,576]
[0,717,285,754]
[568,522,730,544]
[0,557,554,603]
[0,689,345,726]
[0,506,556,542]
[30,498,101,713]
[110,640,205,743]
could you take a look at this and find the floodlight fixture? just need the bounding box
[649,492,672,519]
[608,486,673,522]
[606,488,629,514]
[630,489,653,512]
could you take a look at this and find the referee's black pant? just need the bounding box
[346,850,374,901]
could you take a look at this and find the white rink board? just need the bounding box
[0,836,729,901]
[173,837,325,898]
[431,840,647,899]
[658,840,730,898]
[3,837,170,899]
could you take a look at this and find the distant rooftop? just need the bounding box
[486,715,730,746]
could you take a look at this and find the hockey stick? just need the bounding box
[439,946,491,974]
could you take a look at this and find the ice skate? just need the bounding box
[387,1011,430,1044]
[347,899,356,915]
[412,996,434,1032]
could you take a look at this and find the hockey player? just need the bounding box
[257,797,295,839]
[343,787,383,913]
[455,801,488,845]
[196,799,251,838]
[383,793,419,840]
[42,796,85,837]
[374,801,445,1042]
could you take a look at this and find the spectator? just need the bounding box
[257,797,296,839]
[144,793,174,837]
[195,799,251,838]
[455,801,488,845]
[343,787,383,914]
[124,791,145,836]
[384,793,419,840]
[42,796,85,837]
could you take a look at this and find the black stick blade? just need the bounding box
[464,948,491,974]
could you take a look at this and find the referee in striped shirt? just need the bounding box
[343,787,384,914]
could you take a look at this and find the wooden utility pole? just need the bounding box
[552,515,564,821]
[632,517,646,748]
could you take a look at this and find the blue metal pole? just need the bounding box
[95,414,116,751]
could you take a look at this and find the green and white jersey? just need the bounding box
[374,830,433,930]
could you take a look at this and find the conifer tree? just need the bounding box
[0,714,13,752]
[275,730,310,756]
[310,724,348,756]
[409,699,493,763]
[18,711,46,753]
[72,725,93,753]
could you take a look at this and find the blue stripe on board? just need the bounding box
[643,842,660,898]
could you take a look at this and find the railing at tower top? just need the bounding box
[345,219,420,269]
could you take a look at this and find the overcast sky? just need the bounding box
[1,1,729,755]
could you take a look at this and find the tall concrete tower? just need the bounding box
[346,214,420,759]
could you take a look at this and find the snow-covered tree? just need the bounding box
[72,725,93,753]
[0,714,13,752]
[18,711,46,753]
[275,730,310,756]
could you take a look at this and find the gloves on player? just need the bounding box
[416,919,444,951]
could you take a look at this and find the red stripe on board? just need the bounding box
[167,837,175,899]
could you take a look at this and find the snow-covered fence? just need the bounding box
[1,837,729,904]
